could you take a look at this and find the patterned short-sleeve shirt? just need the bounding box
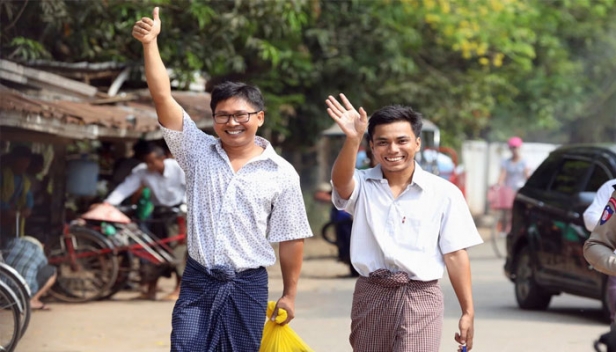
[161,111,312,270]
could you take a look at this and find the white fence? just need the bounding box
[462,140,560,216]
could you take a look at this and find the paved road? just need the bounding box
[17,237,609,352]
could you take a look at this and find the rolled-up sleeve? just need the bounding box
[160,110,215,170]
[267,173,313,243]
[331,172,361,215]
[105,171,142,206]
[584,239,616,276]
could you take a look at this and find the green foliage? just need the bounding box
[1,0,615,148]
[6,37,51,61]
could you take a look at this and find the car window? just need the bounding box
[585,163,611,192]
[550,158,592,195]
[525,156,560,190]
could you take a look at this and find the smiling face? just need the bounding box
[370,121,421,175]
[212,97,264,150]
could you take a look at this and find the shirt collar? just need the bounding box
[365,161,428,190]
[162,159,173,178]
[365,164,385,180]
[141,161,169,178]
[214,136,283,166]
[411,162,428,190]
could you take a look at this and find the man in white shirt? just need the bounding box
[105,145,186,209]
[133,8,312,352]
[105,143,186,301]
[583,178,616,322]
[326,94,483,352]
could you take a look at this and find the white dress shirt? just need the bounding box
[333,163,483,281]
[160,111,313,271]
[584,178,616,231]
[105,159,186,207]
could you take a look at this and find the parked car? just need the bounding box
[504,144,616,319]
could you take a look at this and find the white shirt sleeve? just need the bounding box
[105,170,143,206]
[438,185,484,254]
[584,179,616,231]
[331,171,361,215]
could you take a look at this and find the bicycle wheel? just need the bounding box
[320,221,337,245]
[0,263,31,338]
[0,280,22,352]
[46,226,119,303]
[98,251,133,300]
[490,210,507,258]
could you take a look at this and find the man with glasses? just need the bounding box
[133,7,312,352]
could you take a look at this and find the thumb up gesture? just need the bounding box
[132,7,161,44]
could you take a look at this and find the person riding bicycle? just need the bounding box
[492,137,531,238]
[497,136,530,192]
[104,143,186,301]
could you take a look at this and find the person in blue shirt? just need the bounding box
[1,145,34,240]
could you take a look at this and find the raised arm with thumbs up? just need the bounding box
[132,7,183,131]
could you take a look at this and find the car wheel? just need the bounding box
[514,247,552,310]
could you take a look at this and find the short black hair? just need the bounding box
[30,154,44,167]
[149,145,166,158]
[210,81,265,113]
[367,105,423,141]
[10,145,32,159]
[132,140,150,160]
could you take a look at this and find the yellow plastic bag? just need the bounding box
[259,301,315,352]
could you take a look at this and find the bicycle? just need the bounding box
[487,185,516,258]
[46,204,186,302]
[0,279,22,352]
[321,219,358,277]
[0,262,31,339]
[45,224,119,303]
[0,212,33,342]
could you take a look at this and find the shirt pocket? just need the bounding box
[393,217,422,249]
[394,216,440,253]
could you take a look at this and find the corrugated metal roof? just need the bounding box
[23,60,129,72]
[0,87,213,140]
[135,89,213,126]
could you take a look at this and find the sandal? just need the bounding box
[32,303,51,311]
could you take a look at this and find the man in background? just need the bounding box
[583,178,616,322]
[105,143,186,301]
[1,145,34,240]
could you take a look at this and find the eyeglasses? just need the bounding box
[213,111,261,124]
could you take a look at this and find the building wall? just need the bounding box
[462,140,560,216]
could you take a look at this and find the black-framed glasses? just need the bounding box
[213,111,261,124]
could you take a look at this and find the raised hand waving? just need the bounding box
[326,94,368,140]
[132,7,161,44]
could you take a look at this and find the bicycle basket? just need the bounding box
[487,185,516,210]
